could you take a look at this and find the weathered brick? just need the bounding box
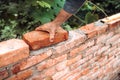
[81,67,90,76]
[97,32,115,44]
[0,68,8,80]
[72,73,82,80]
[91,66,99,73]
[79,21,108,37]
[94,45,110,56]
[86,44,102,57]
[0,39,29,68]
[65,73,80,80]
[28,73,43,80]
[106,34,120,45]
[78,76,90,80]
[108,47,119,57]
[7,69,33,80]
[12,50,52,74]
[108,19,120,29]
[102,45,117,56]
[53,31,86,54]
[23,27,68,50]
[55,60,67,71]
[43,67,56,77]
[96,34,107,44]
[85,40,95,48]
[37,54,67,71]
[104,66,113,73]
[61,66,82,80]
[106,31,115,39]
[95,22,108,35]
[88,56,101,65]
[81,62,90,69]
[69,44,87,57]
[52,67,69,80]
[70,55,90,70]
[71,67,90,80]
[112,38,120,47]
[101,13,120,23]
[67,55,82,66]
[34,68,55,79]
[44,76,53,80]
[80,23,97,38]
[70,40,95,57]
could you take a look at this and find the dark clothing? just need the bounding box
[63,0,86,14]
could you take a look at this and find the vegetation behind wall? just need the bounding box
[0,0,120,41]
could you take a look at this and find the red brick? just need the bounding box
[71,67,90,80]
[0,69,8,80]
[7,69,33,80]
[106,31,115,39]
[72,73,82,80]
[44,76,53,80]
[86,44,102,57]
[108,48,118,58]
[12,50,52,74]
[85,40,95,48]
[70,55,90,70]
[0,39,29,68]
[55,60,67,71]
[69,44,86,57]
[52,67,69,80]
[54,31,86,54]
[37,54,67,71]
[30,75,43,80]
[61,66,82,80]
[104,66,113,73]
[97,31,115,44]
[65,72,80,80]
[29,73,44,80]
[102,45,117,56]
[96,24,108,35]
[108,19,120,29]
[97,56,108,67]
[81,67,90,76]
[23,27,68,50]
[112,38,120,46]
[95,45,110,56]
[80,23,97,38]
[70,40,95,57]
[78,76,90,80]
[106,34,120,45]
[81,62,90,69]
[43,67,56,77]
[88,56,101,65]
[96,34,107,44]
[67,55,82,66]
[92,66,99,73]
[37,67,56,79]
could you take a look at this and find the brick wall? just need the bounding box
[0,13,120,80]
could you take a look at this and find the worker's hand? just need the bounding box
[35,22,60,42]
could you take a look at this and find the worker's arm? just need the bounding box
[35,0,86,42]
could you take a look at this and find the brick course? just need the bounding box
[0,13,120,80]
[0,39,29,68]
[23,27,68,50]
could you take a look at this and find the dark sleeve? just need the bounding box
[63,0,86,14]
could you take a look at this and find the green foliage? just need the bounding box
[0,0,119,41]
[85,12,99,24]
[0,0,65,41]
[36,1,51,8]
[69,1,100,27]
[92,0,120,16]
[0,20,17,41]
